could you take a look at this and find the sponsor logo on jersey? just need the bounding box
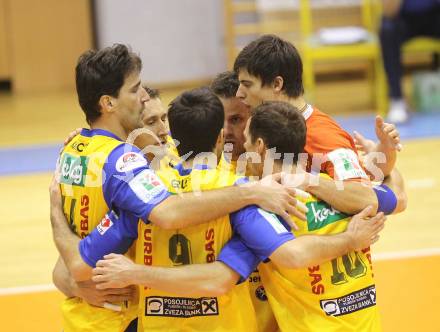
[129,169,166,203]
[60,153,89,187]
[320,285,377,317]
[171,178,189,190]
[306,201,348,231]
[116,152,148,172]
[97,214,113,235]
[327,148,367,180]
[248,270,261,283]
[255,285,268,301]
[145,296,219,318]
[71,141,88,152]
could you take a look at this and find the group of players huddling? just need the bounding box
[49,34,406,332]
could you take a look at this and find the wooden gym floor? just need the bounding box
[0,76,439,331]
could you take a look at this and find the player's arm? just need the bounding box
[380,168,407,214]
[105,146,306,230]
[353,115,401,178]
[50,183,89,280]
[306,117,394,215]
[93,204,386,297]
[270,208,384,268]
[52,256,76,297]
[149,176,304,229]
[298,173,398,216]
[50,175,138,281]
[231,205,385,270]
[92,254,240,297]
[92,236,259,297]
[298,174,377,215]
[305,130,378,215]
[52,256,134,306]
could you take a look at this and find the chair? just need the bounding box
[299,0,388,115]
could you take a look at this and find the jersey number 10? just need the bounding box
[331,251,367,285]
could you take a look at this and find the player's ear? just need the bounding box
[217,129,224,146]
[215,129,224,153]
[272,76,284,94]
[99,95,116,114]
[256,137,266,157]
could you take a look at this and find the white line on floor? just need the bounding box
[373,247,440,261]
[0,283,55,296]
[407,178,437,189]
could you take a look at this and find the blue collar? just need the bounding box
[80,128,123,141]
[174,163,211,176]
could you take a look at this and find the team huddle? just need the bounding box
[49,35,406,332]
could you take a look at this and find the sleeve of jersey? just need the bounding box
[230,206,295,261]
[373,184,397,215]
[217,235,260,284]
[79,209,139,267]
[326,148,368,181]
[307,120,367,180]
[102,144,170,222]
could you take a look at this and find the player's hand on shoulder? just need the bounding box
[64,128,82,146]
[346,206,386,251]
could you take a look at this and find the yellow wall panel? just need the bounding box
[8,0,93,93]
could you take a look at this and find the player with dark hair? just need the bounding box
[210,71,250,168]
[50,44,304,332]
[50,90,386,331]
[87,101,400,332]
[234,34,400,188]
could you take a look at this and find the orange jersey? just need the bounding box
[304,106,368,181]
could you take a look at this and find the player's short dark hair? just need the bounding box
[210,71,239,99]
[234,34,304,98]
[75,44,142,124]
[249,101,306,161]
[144,85,160,99]
[168,87,224,157]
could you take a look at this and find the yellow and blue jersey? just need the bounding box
[221,174,381,332]
[79,162,295,331]
[217,153,278,332]
[136,164,258,332]
[59,128,170,332]
[258,193,381,332]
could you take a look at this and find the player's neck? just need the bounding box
[283,95,307,113]
[90,118,129,141]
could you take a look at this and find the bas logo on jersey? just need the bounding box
[60,153,89,187]
[306,201,348,231]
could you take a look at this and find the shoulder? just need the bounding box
[106,144,149,173]
[306,108,356,153]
